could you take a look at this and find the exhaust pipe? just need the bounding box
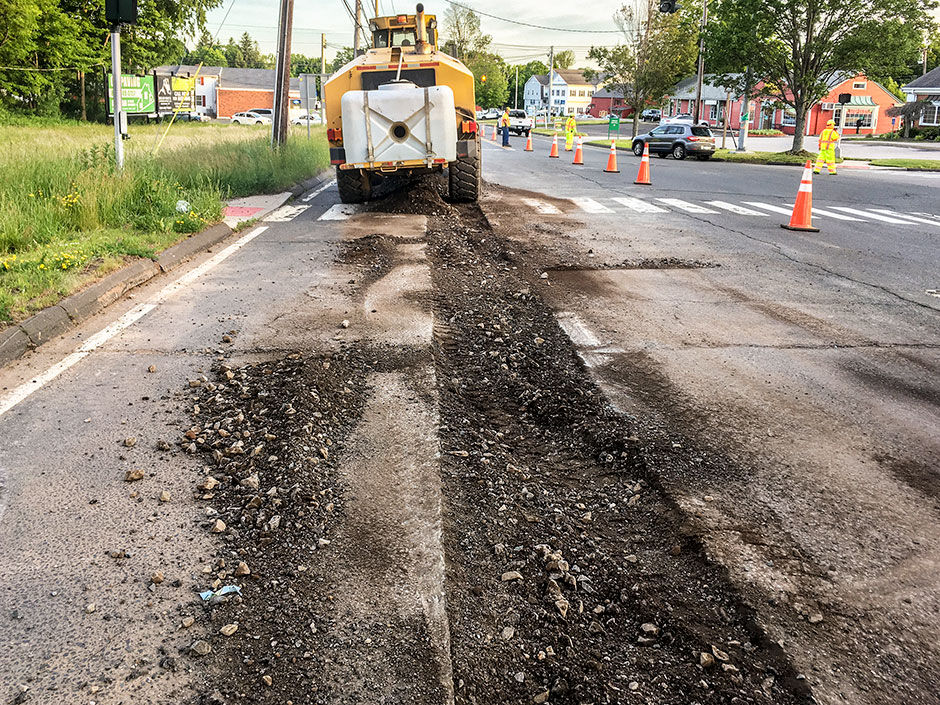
[415,3,431,55]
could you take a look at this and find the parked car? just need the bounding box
[475,109,485,120]
[231,111,272,125]
[631,124,715,160]
[161,112,208,122]
[661,113,694,125]
[481,108,500,120]
[291,112,323,126]
[249,108,274,118]
[640,108,661,122]
[496,109,533,136]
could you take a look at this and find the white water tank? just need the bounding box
[341,82,457,164]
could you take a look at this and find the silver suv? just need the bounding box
[632,124,715,160]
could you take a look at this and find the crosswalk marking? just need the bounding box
[809,207,862,221]
[655,198,718,214]
[611,196,667,213]
[743,202,799,216]
[571,197,614,214]
[267,205,309,222]
[522,197,562,215]
[869,209,940,227]
[829,207,910,224]
[319,203,362,221]
[706,200,767,216]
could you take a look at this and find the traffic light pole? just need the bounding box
[272,0,294,147]
[692,0,707,124]
[110,24,125,171]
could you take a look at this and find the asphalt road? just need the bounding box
[0,141,937,704]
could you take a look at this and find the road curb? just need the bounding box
[0,169,334,370]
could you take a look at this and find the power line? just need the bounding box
[443,0,622,33]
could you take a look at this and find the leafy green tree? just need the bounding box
[553,50,575,70]
[442,4,491,61]
[468,52,508,108]
[705,0,936,152]
[587,0,698,137]
[328,47,355,73]
[183,30,227,67]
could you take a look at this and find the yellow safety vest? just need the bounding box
[566,118,576,133]
[819,128,840,150]
[501,112,510,127]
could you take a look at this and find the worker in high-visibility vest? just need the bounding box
[815,119,840,175]
[500,107,511,148]
[565,114,578,151]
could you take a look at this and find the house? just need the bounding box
[523,69,596,115]
[902,66,940,129]
[666,73,901,135]
[587,86,629,118]
[153,66,302,119]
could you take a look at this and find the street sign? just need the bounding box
[607,114,620,139]
[155,74,194,114]
[107,73,155,114]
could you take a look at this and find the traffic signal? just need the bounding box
[105,0,138,24]
[659,0,679,12]
[481,74,487,83]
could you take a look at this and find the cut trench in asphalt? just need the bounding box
[181,178,812,704]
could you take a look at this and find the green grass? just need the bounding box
[0,120,329,324]
[867,158,940,170]
[710,149,842,165]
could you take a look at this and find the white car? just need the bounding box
[291,113,323,126]
[662,113,694,125]
[231,111,272,125]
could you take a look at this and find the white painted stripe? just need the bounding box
[522,198,562,215]
[571,197,614,214]
[829,207,910,224]
[318,203,362,220]
[302,179,336,202]
[655,198,718,214]
[705,200,767,216]
[744,201,802,216]
[0,226,269,419]
[809,207,862,221]
[557,313,602,348]
[869,209,940,227]
[267,204,309,222]
[611,196,667,213]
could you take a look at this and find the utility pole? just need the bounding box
[79,70,86,121]
[110,24,125,171]
[353,0,361,55]
[548,45,554,124]
[374,0,379,16]
[271,0,294,147]
[514,65,519,109]
[737,63,752,152]
[692,0,708,124]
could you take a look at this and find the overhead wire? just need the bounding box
[442,0,623,33]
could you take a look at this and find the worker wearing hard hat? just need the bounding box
[565,114,578,151]
[500,107,511,148]
[815,119,840,175]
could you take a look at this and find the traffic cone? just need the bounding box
[634,142,651,185]
[491,124,498,142]
[572,135,584,165]
[524,131,534,152]
[549,133,559,158]
[604,140,619,173]
[781,160,820,232]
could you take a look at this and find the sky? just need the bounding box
[200,0,632,66]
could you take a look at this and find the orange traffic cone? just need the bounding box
[549,133,559,158]
[604,140,619,173]
[524,131,534,152]
[491,124,498,142]
[634,142,651,185]
[572,135,584,165]
[781,160,819,232]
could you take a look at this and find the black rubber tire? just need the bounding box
[449,135,481,203]
[524,129,530,137]
[672,143,687,160]
[632,141,644,156]
[336,167,372,204]
[255,121,262,124]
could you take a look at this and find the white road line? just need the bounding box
[571,197,614,214]
[0,226,269,419]
[655,198,718,214]
[829,207,910,224]
[611,196,667,213]
[809,207,863,221]
[319,203,362,220]
[706,200,767,216]
[522,198,562,215]
[868,209,940,227]
[744,202,803,217]
[267,204,309,222]
[302,179,336,202]
[557,312,602,348]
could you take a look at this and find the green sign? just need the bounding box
[107,74,156,114]
[608,114,620,138]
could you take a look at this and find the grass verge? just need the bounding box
[0,121,328,324]
[867,158,940,170]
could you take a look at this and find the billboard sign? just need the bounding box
[155,74,195,114]
[106,73,156,114]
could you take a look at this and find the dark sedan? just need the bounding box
[632,124,715,160]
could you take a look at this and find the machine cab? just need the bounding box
[369,11,438,50]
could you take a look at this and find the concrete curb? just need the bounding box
[0,169,334,369]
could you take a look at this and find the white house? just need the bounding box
[155,64,222,117]
[524,69,596,115]
[902,66,940,128]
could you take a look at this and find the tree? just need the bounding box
[442,4,491,61]
[508,60,548,109]
[183,30,227,67]
[468,52,508,108]
[553,50,575,70]
[328,47,355,74]
[587,0,698,137]
[705,0,936,152]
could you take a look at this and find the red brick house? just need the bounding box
[215,68,301,119]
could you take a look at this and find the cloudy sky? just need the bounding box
[202,0,630,65]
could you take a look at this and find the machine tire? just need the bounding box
[336,167,372,204]
[449,135,481,203]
